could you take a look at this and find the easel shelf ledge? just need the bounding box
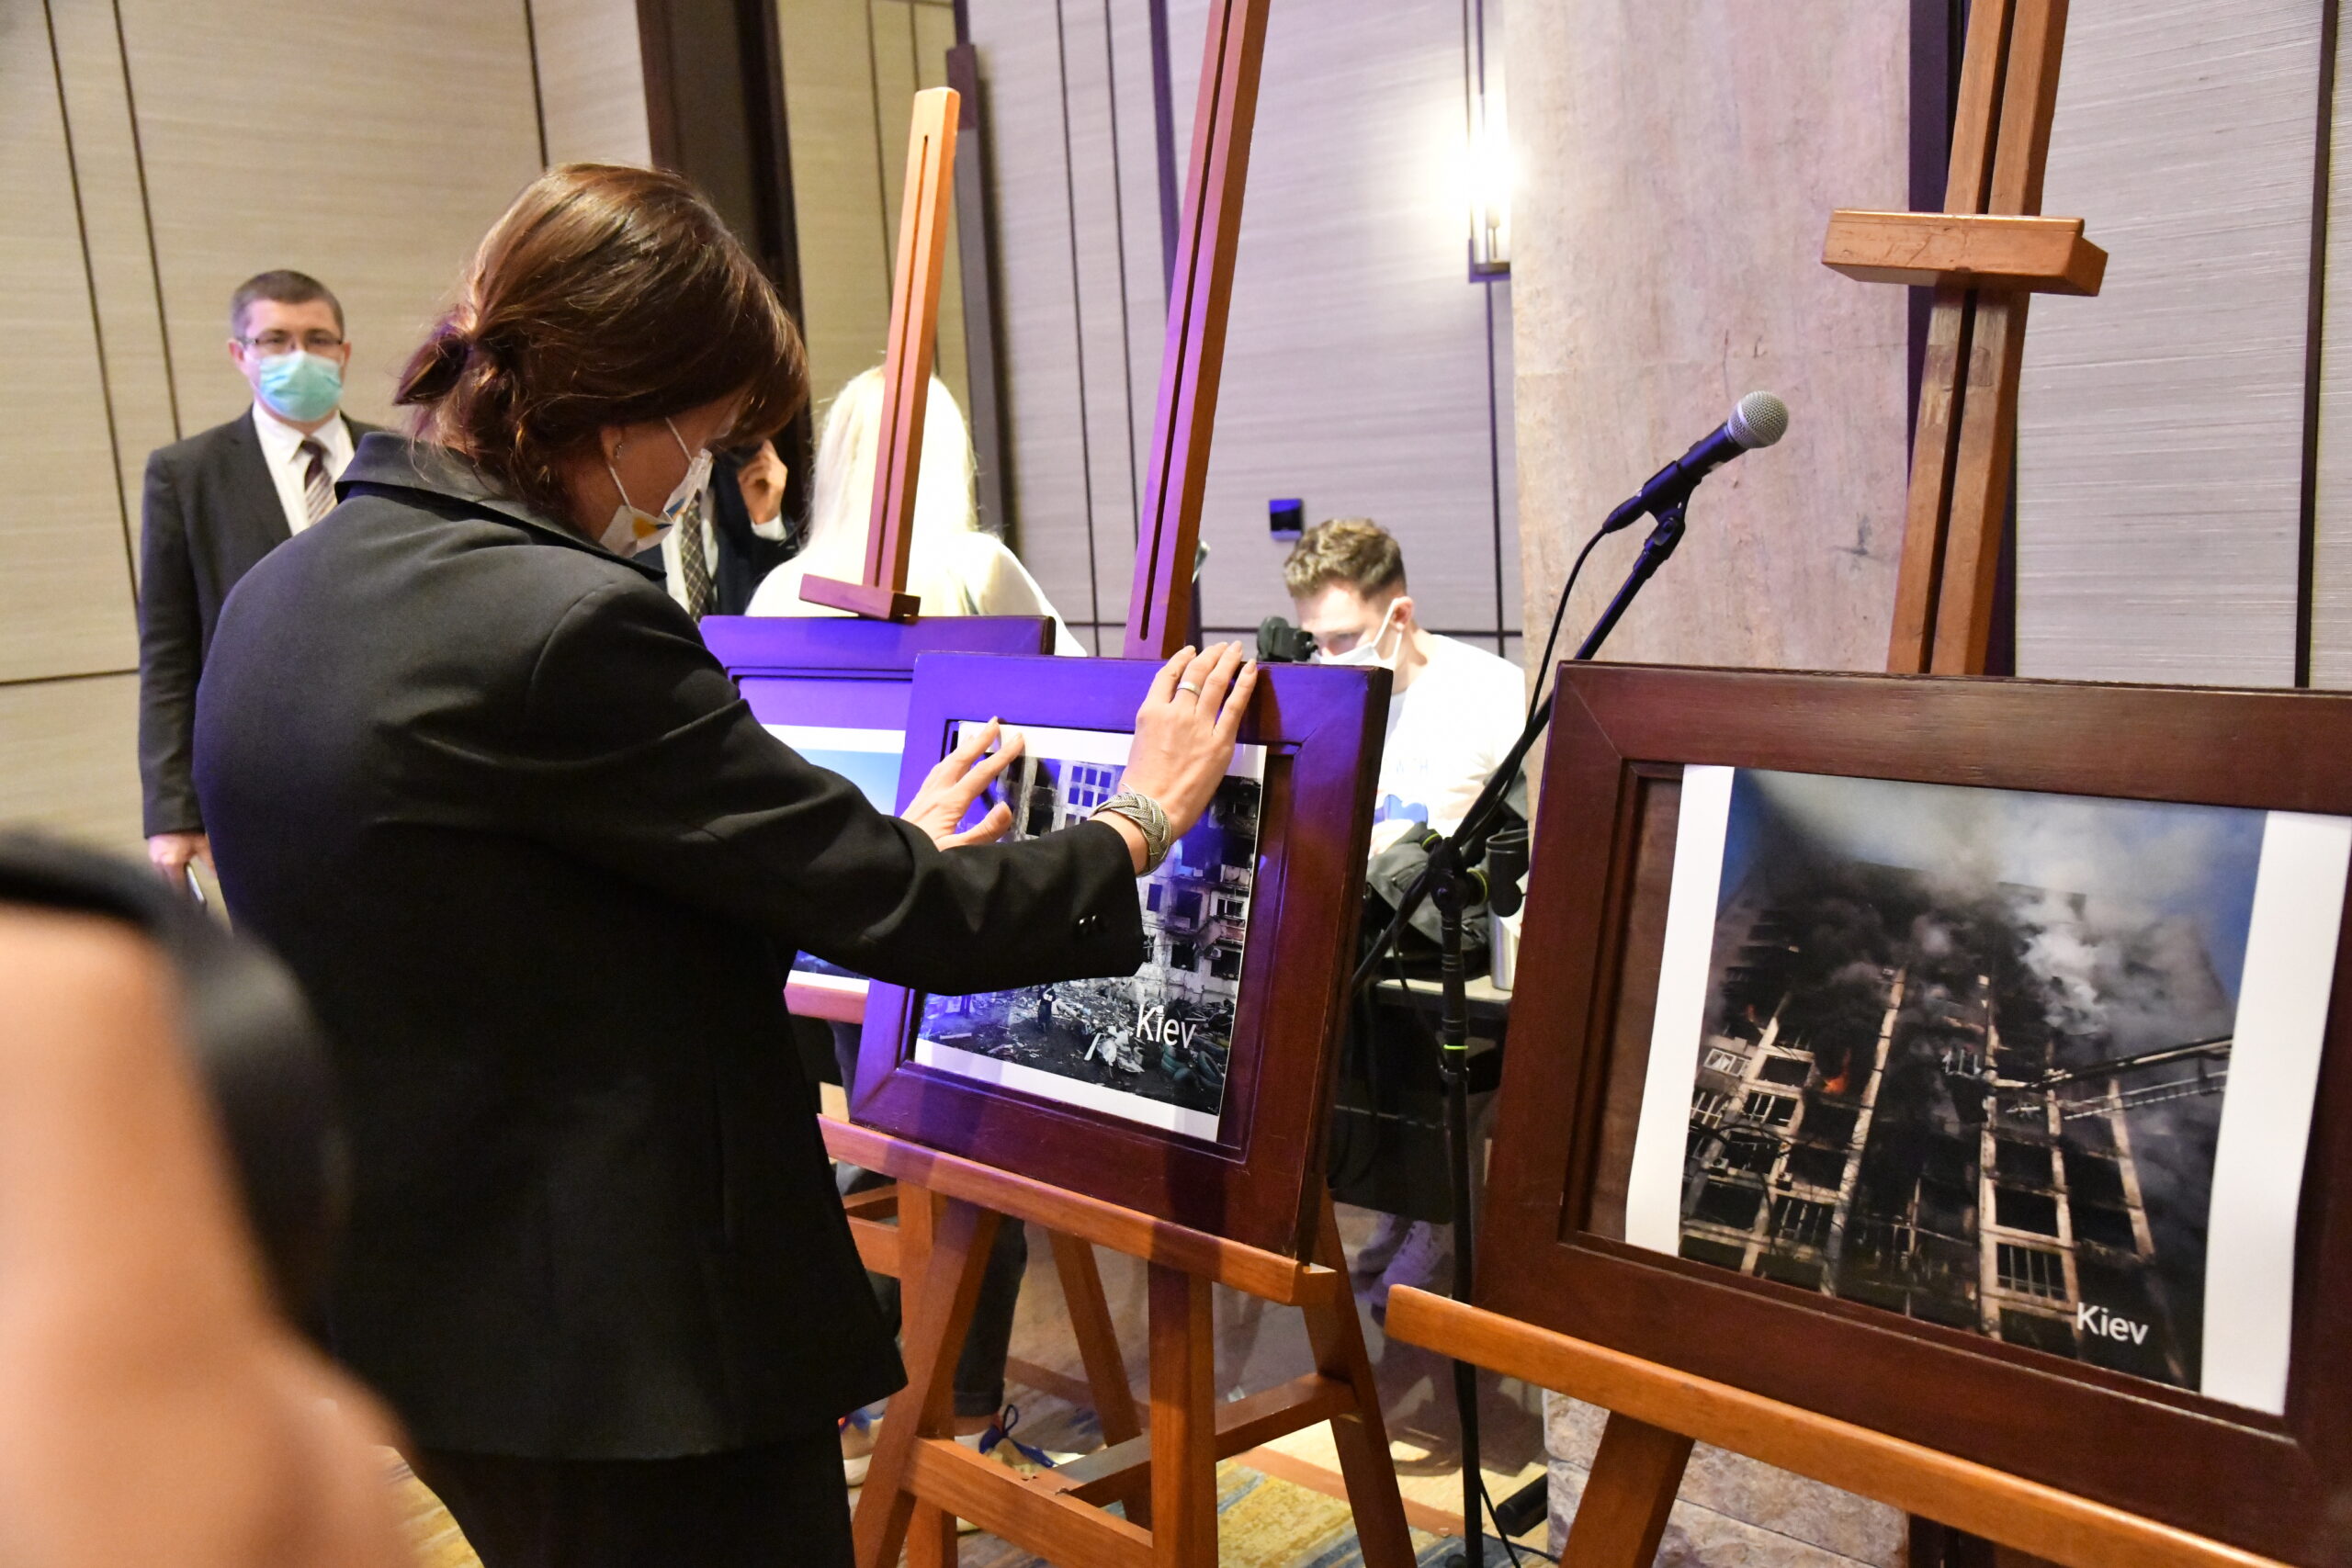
[1383,1288,2289,1568]
[820,1115,1337,1309]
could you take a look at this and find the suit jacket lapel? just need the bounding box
[230,408,292,547]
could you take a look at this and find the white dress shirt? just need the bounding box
[250,402,356,537]
[658,481,787,614]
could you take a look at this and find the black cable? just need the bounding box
[1523,522,1608,721]
[1351,520,1606,1003]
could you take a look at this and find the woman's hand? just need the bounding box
[901,720,1024,850]
[1115,644,1259,858]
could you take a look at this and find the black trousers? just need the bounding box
[414,1434,852,1568]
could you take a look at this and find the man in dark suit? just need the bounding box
[137,270,379,886]
[645,438,797,618]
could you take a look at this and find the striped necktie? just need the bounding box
[676,493,715,619]
[298,436,334,527]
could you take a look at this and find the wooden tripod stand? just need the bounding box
[832,1120,1413,1568]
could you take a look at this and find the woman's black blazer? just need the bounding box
[193,435,1147,1460]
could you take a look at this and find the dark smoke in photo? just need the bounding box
[1676,769,2263,1393]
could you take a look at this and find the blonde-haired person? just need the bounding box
[748,367,1085,652]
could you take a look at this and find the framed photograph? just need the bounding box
[911,720,1265,1142]
[1481,664,2352,1562]
[699,615,1053,1014]
[851,654,1385,1257]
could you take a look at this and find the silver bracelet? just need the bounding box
[1091,790,1172,875]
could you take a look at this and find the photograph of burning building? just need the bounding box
[1668,768,2272,1394]
[913,723,1264,1142]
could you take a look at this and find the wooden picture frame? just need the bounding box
[848,653,1385,1258]
[1482,663,2352,1562]
[700,616,1052,1019]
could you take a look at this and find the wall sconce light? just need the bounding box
[1464,0,1510,277]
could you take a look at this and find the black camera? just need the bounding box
[1256,615,1317,663]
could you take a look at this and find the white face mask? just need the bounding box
[1316,601,1404,671]
[599,417,712,557]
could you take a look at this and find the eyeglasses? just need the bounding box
[239,331,345,355]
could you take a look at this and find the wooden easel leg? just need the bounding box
[1051,1229,1149,1525]
[1303,1192,1413,1568]
[1147,1263,1217,1568]
[1050,1230,1144,1444]
[853,1195,1000,1568]
[1928,292,2031,673]
[904,1503,957,1568]
[1559,1411,1694,1568]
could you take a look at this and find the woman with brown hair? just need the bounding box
[189,164,1255,1568]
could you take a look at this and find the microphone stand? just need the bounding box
[1387,500,1688,1568]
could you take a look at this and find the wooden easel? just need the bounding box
[1821,0,2105,675]
[1384,1289,2281,1568]
[782,86,1142,1449]
[840,1,1412,1562]
[799,85,959,622]
[830,1119,1412,1568]
[1832,6,2113,1557]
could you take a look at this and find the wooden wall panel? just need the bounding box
[2308,15,2352,692]
[1509,0,1907,674]
[967,0,1110,643]
[0,11,140,684]
[1053,0,1148,605]
[780,0,894,409]
[967,0,1518,652]
[1169,0,1516,642]
[776,0,969,434]
[2016,0,2320,687]
[117,0,546,431]
[533,0,652,166]
[47,0,179,562]
[911,2,969,409]
[0,675,143,855]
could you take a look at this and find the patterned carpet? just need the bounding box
[389,1453,1520,1567]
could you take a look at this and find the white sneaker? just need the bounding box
[1372,1220,1454,1319]
[841,1411,878,1487]
[1350,1212,1414,1293]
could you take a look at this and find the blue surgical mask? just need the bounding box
[256,351,344,423]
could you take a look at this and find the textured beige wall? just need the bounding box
[967,0,1524,655]
[534,0,652,167]
[2019,0,2320,686]
[5,2,563,854]
[117,0,546,432]
[776,0,969,428]
[1509,3,1911,1556]
[1507,0,1909,677]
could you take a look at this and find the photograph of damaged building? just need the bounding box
[1676,768,2265,1393]
[918,737,1261,1128]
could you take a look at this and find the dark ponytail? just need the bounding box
[395,325,471,406]
[396,164,808,525]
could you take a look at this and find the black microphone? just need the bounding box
[1601,391,1789,534]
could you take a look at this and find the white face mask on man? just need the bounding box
[1316,600,1405,671]
[599,417,712,558]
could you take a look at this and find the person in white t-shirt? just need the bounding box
[1283,518,1526,1305]
[1285,519,1524,852]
